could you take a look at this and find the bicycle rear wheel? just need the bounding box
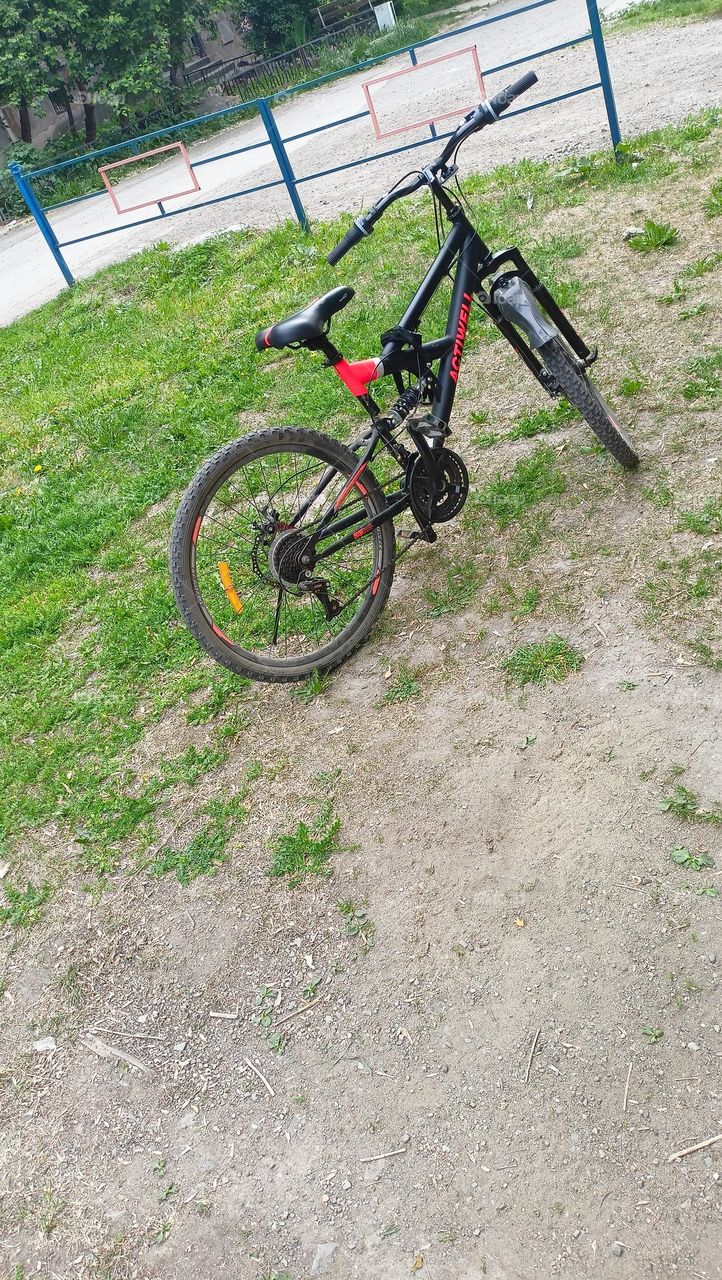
[169,427,395,682]
[538,337,639,470]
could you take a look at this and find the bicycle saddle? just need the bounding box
[256,286,354,351]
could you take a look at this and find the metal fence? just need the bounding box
[8,0,621,289]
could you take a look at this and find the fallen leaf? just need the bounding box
[411,1255,424,1272]
[515,916,526,928]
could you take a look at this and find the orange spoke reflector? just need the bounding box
[217,562,244,614]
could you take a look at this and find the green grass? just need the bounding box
[473,446,566,530]
[609,0,722,30]
[148,792,248,884]
[676,499,722,535]
[1,109,721,923]
[0,881,52,928]
[267,804,344,886]
[704,178,722,217]
[682,349,722,400]
[381,662,422,704]
[503,636,584,687]
[628,219,680,252]
[425,559,484,616]
[659,784,722,824]
[507,400,577,441]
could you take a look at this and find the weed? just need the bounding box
[153,1222,171,1246]
[293,670,331,704]
[148,791,247,885]
[504,636,584,687]
[472,431,499,450]
[438,1225,459,1244]
[680,301,709,318]
[682,349,722,400]
[302,975,322,998]
[670,845,714,871]
[313,767,341,789]
[382,663,421,704]
[153,1158,167,1177]
[660,784,722,824]
[267,804,344,885]
[513,586,541,618]
[475,446,566,530]
[704,177,722,217]
[159,1183,179,1203]
[518,734,537,750]
[676,498,722,535]
[642,1026,664,1044]
[641,481,673,509]
[0,881,52,929]
[619,679,637,691]
[618,377,645,396]
[688,884,719,898]
[683,251,722,277]
[628,219,679,252]
[39,1189,63,1237]
[470,409,490,424]
[337,898,375,950]
[426,560,484,617]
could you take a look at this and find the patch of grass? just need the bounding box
[618,376,645,397]
[474,446,566,530]
[676,498,722,535]
[0,881,53,929]
[507,400,576,440]
[513,586,541,618]
[628,219,680,252]
[267,803,344,886]
[660,785,722,825]
[472,430,499,450]
[610,0,722,30]
[504,636,584,687]
[704,177,722,217]
[682,349,722,400]
[641,481,673,509]
[425,559,484,617]
[292,670,331,703]
[683,251,722,277]
[381,662,422,704]
[148,792,247,885]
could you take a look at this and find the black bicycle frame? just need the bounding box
[307,204,590,561]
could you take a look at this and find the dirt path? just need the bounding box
[2,1,722,327]
[1,146,721,1277]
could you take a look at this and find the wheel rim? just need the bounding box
[190,443,384,668]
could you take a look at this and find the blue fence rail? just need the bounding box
[8,0,620,287]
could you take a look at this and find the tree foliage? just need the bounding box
[0,0,214,143]
[231,0,318,54]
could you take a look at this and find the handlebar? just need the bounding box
[327,69,538,265]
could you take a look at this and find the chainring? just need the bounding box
[408,448,469,525]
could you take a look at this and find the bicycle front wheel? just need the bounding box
[169,427,395,682]
[538,337,639,470]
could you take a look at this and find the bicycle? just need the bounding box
[169,70,639,683]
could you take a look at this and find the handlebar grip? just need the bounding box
[488,70,538,118]
[327,218,370,266]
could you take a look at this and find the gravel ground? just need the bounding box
[1,1,722,325]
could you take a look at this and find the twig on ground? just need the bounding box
[209,1006,239,1020]
[525,1027,541,1084]
[623,1062,633,1112]
[89,1026,164,1042]
[80,1034,149,1073]
[359,1146,408,1163]
[274,997,321,1029]
[667,1132,722,1162]
[243,1055,275,1097]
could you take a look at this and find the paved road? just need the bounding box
[1,0,720,326]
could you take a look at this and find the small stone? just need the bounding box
[401,1132,411,1145]
[686,1041,700,1052]
[33,1036,57,1053]
[311,1243,337,1274]
[342,1179,351,1190]
[610,1242,623,1257]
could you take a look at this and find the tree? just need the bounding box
[231,0,318,55]
[0,1,52,142]
[166,0,214,88]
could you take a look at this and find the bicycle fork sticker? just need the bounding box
[449,291,473,383]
